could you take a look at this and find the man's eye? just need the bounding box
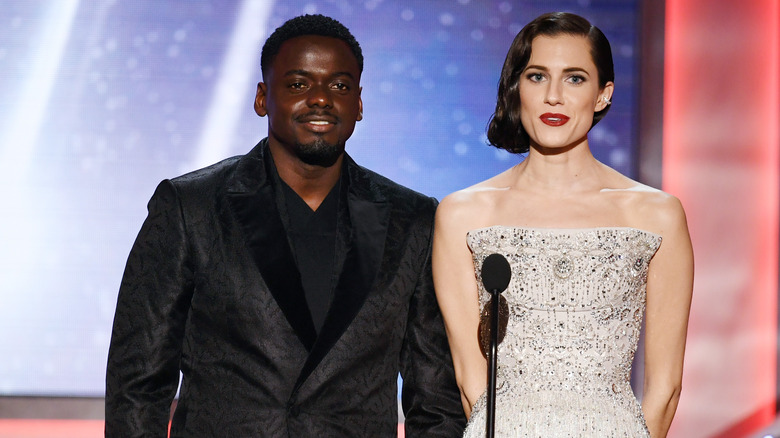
[333,83,349,90]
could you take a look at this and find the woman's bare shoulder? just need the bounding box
[605,182,686,235]
[596,165,687,235]
[437,172,514,230]
[639,189,687,235]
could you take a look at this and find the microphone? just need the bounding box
[481,253,511,292]
[480,253,511,438]
[478,254,511,355]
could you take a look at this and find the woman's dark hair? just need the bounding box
[486,12,615,154]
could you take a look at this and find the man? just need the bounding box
[105,14,466,437]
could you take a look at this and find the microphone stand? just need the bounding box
[480,252,510,438]
[486,286,499,438]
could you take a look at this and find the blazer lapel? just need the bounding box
[293,157,390,392]
[226,142,317,351]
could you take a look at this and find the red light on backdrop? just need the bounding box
[664,0,779,436]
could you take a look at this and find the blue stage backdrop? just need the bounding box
[0,0,639,396]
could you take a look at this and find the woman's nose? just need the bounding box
[544,82,563,105]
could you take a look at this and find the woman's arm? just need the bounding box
[432,193,488,418]
[641,194,694,437]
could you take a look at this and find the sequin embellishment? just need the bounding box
[463,227,661,438]
[553,255,573,279]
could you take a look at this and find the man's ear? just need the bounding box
[357,86,363,121]
[254,82,267,117]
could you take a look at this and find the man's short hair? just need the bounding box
[261,14,363,77]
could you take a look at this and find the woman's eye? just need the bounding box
[527,73,544,82]
[568,75,586,84]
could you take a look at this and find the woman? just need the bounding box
[433,12,693,437]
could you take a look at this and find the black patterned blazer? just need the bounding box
[105,139,466,437]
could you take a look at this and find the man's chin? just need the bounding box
[299,153,342,167]
[295,141,344,167]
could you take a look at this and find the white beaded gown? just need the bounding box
[463,226,661,438]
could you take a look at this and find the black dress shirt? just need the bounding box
[279,177,342,334]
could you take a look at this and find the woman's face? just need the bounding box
[518,34,613,152]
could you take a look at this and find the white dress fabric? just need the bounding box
[463,226,661,438]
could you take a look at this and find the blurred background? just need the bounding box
[0,0,777,437]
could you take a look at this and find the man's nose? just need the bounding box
[307,84,333,108]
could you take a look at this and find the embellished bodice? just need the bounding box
[463,226,661,437]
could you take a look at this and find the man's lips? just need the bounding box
[297,113,338,132]
[297,113,338,124]
[540,113,570,126]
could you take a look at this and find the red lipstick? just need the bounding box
[540,113,570,126]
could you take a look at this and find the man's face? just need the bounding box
[255,35,363,167]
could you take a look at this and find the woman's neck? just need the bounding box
[513,140,604,194]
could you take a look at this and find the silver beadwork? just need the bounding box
[464,226,661,437]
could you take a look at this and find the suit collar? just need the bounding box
[227,141,318,350]
[226,140,390,388]
[294,159,390,391]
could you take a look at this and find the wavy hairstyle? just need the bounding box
[486,12,614,154]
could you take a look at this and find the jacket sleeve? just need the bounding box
[400,198,467,437]
[105,180,194,437]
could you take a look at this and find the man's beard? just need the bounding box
[295,138,344,167]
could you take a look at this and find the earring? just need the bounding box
[602,96,611,105]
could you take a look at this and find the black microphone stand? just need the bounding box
[486,285,500,438]
[480,253,510,438]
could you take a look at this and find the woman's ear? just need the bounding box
[595,81,614,111]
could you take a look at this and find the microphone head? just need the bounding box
[481,253,511,293]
